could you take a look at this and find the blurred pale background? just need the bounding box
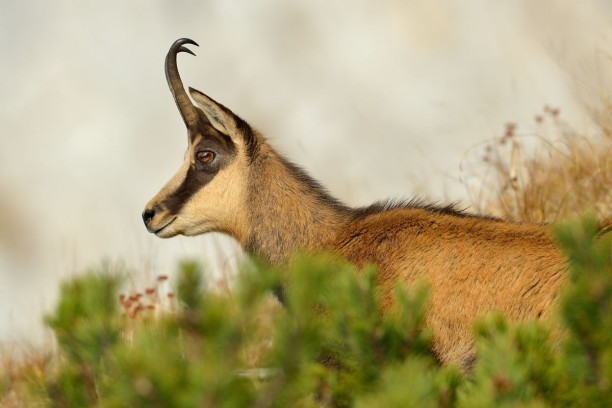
[1,0,611,347]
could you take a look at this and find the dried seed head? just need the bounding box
[504,122,516,138]
[493,374,513,394]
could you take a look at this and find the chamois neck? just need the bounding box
[243,146,351,265]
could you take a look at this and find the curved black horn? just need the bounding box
[165,38,200,130]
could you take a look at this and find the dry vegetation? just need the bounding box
[0,346,50,407]
[462,102,612,224]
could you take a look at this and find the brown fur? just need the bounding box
[237,145,566,366]
[144,39,570,368]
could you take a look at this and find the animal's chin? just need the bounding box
[153,217,178,238]
[155,229,179,238]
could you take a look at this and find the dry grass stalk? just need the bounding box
[0,344,55,407]
[462,104,612,223]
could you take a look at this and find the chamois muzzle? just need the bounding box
[166,38,201,130]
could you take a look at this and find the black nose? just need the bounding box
[142,208,156,225]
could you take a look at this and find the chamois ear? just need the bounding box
[189,87,235,136]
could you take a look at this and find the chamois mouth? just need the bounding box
[154,217,177,235]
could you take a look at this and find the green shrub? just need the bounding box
[2,216,610,407]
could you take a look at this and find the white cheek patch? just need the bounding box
[148,153,192,213]
[177,160,248,237]
[164,159,191,195]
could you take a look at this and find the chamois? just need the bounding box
[143,38,568,367]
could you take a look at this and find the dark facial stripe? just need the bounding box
[162,165,214,215]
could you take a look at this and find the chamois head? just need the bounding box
[143,39,258,241]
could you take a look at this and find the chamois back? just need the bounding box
[334,203,566,365]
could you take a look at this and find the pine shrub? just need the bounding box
[1,216,610,407]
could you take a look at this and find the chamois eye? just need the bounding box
[196,150,215,164]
